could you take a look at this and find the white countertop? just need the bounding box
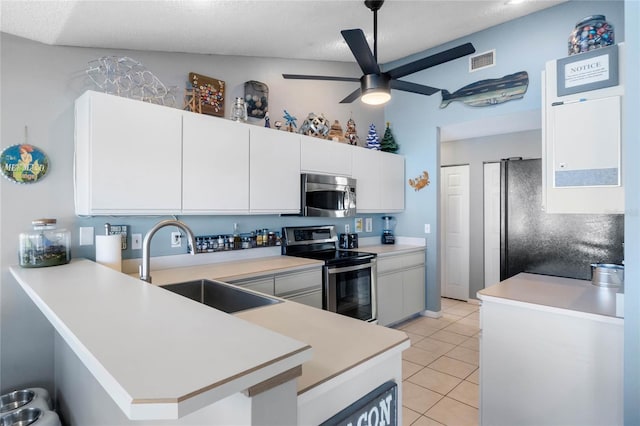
[11,257,409,420]
[10,260,312,420]
[478,272,623,323]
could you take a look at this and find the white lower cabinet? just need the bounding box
[377,250,425,326]
[275,268,323,310]
[229,267,323,310]
[227,276,275,296]
[351,148,405,213]
[479,298,623,425]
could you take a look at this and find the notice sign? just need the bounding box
[564,53,609,87]
[320,381,398,426]
[557,45,618,96]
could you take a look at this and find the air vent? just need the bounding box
[469,50,496,72]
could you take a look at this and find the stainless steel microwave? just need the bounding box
[301,173,356,217]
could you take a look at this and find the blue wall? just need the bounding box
[383,1,624,312]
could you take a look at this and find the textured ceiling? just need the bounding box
[1,0,567,64]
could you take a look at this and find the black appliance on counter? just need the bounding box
[500,158,624,281]
[339,233,359,249]
[282,225,377,322]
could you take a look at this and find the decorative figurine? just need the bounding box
[274,121,283,131]
[283,110,297,132]
[264,111,271,128]
[380,122,399,153]
[365,123,381,150]
[344,116,360,146]
[327,120,347,143]
[299,113,330,139]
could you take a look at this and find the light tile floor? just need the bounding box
[396,297,480,426]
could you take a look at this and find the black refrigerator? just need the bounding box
[500,158,624,281]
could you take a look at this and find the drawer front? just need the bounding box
[285,289,323,309]
[275,268,322,296]
[377,255,404,274]
[229,276,275,295]
[377,250,425,274]
[402,251,426,268]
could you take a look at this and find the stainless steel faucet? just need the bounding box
[139,219,197,283]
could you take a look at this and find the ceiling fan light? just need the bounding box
[361,89,391,105]
[360,74,391,105]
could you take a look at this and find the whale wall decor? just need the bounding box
[440,71,529,108]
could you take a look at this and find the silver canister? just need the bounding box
[590,263,624,288]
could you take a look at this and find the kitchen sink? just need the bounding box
[161,279,281,313]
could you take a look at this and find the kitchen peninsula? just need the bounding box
[478,273,623,425]
[10,259,409,425]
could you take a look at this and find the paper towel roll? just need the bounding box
[96,234,122,271]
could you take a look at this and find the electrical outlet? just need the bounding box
[132,234,142,250]
[79,227,94,246]
[345,224,350,233]
[365,218,373,233]
[424,224,431,234]
[171,232,182,248]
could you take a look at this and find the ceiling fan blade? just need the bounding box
[282,74,360,82]
[341,29,380,75]
[340,88,362,104]
[386,42,476,79]
[390,79,440,96]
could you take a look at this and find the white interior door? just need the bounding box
[484,163,501,288]
[440,165,470,301]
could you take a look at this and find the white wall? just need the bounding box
[440,130,541,299]
[0,32,384,393]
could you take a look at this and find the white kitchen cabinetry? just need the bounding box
[74,90,183,215]
[274,267,323,310]
[300,135,352,176]
[479,295,623,425]
[182,113,250,213]
[228,267,323,310]
[249,126,301,214]
[227,276,275,295]
[351,148,405,213]
[376,250,425,326]
[542,45,624,214]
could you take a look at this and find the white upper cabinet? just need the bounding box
[74,91,183,215]
[300,135,352,176]
[352,148,405,213]
[249,126,301,214]
[182,113,250,213]
[542,44,624,214]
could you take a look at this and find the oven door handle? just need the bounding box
[325,262,374,275]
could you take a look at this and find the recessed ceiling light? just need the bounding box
[505,0,526,5]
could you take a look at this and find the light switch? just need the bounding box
[79,227,94,246]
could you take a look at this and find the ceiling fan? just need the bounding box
[283,0,476,105]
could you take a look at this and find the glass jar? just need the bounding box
[230,97,248,122]
[19,219,70,268]
[568,15,614,56]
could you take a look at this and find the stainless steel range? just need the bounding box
[282,225,377,322]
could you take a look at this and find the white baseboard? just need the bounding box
[422,310,442,319]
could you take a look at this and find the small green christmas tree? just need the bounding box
[380,122,399,153]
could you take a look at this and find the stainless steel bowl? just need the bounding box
[0,391,34,414]
[590,263,624,288]
[0,408,42,426]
